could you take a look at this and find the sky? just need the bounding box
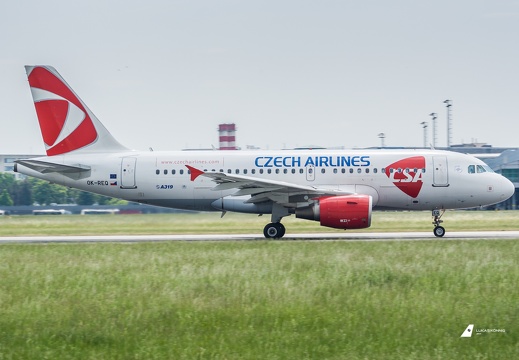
[1,0,519,154]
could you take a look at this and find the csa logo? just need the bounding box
[385,156,425,198]
[28,67,98,156]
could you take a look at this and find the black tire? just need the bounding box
[263,223,285,239]
[277,223,286,238]
[433,226,445,237]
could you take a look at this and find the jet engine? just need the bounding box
[295,195,372,229]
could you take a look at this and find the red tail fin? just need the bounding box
[25,66,127,155]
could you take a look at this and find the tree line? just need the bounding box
[0,173,126,206]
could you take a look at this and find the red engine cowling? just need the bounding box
[295,195,372,229]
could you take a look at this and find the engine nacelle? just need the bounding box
[295,195,372,229]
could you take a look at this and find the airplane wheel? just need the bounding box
[278,223,286,238]
[264,223,285,239]
[433,226,445,238]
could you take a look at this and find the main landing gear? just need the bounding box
[432,209,446,237]
[263,203,289,239]
[263,222,286,239]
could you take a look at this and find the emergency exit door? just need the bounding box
[121,157,137,189]
[432,156,449,187]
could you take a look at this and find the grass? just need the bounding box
[0,240,518,359]
[1,210,519,236]
[0,212,518,359]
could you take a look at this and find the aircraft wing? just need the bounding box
[15,159,91,179]
[186,165,353,207]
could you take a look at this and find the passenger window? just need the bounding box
[155,169,160,175]
[373,168,378,174]
[244,169,248,174]
[172,169,176,175]
[164,169,168,175]
[180,170,184,175]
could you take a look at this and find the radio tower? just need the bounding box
[443,100,452,147]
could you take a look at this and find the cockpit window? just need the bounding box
[483,165,494,173]
[468,164,494,174]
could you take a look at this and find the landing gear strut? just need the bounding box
[432,209,445,237]
[263,203,289,239]
[263,222,286,239]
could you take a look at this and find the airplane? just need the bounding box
[15,65,515,238]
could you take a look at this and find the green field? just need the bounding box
[1,210,519,236]
[0,212,518,359]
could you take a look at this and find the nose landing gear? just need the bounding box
[432,209,445,237]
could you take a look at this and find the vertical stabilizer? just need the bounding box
[25,65,128,155]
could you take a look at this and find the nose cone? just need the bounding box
[498,176,515,202]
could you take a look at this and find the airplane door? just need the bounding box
[306,165,315,181]
[432,156,449,187]
[121,157,137,189]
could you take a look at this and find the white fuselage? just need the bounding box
[17,148,514,213]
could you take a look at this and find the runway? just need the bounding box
[1,231,518,243]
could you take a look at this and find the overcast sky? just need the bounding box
[1,0,518,154]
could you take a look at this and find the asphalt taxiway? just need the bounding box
[0,231,518,243]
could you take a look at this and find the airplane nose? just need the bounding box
[499,176,515,202]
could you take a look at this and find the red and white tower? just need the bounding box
[218,123,237,150]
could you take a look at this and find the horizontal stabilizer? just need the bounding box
[15,159,91,179]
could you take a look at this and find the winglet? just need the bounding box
[186,165,204,181]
